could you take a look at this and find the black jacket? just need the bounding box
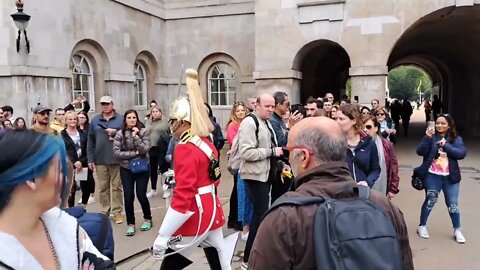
[61,129,88,167]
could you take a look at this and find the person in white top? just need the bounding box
[0,130,113,269]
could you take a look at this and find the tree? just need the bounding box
[388,66,432,101]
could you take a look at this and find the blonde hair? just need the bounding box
[64,111,78,128]
[186,69,213,137]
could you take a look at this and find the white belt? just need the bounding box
[197,184,215,195]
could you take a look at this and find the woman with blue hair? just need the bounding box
[0,130,114,269]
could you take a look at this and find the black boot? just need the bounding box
[160,249,193,270]
[203,247,222,270]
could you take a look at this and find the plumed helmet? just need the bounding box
[169,69,213,137]
[170,97,191,123]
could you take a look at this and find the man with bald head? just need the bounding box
[248,117,413,270]
[237,93,283,268]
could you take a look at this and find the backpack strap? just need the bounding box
[246,114,260,146]
[262,196,325,221]
[94,213,110,252]
[355,185,371,199]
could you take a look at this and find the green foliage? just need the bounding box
[345,78,352,99]
[388,66,432,101]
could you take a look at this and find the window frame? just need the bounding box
[207,62,237,107]
[71,54,95,111]
[133,62,148,109]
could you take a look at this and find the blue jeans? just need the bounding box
[420,173,461,228]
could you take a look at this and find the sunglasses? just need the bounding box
[376,113,385,116]
[362,111,370,115]
[365,125,373,130]
[234,101,245,106]
[100,102,111,106]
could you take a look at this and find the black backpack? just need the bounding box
[264,186,402,270]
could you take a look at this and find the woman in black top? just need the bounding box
[61,111,91,207]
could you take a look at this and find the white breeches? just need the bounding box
[171,227,231,270]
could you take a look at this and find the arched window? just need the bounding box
[71,54,94,110]
[134,63,147,107]
[208,63,236,106]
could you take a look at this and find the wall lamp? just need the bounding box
[11,0,31,53]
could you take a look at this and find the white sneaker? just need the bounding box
[87,196,95,205]
[454,229,466,244]
[241,232,249,241]
[241,262,248,270]
[147,190,158,198]
[77,198,82,204]
[417,226,429,239]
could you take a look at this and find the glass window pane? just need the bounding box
[73,74,81,90]
[211,92,218,106]
[138,81,144,106]
[81,75,90,91]
[81,59,90,73]
[219,78,226,93]
[220,93,226,105]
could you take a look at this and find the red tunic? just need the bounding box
[171,136,225,236]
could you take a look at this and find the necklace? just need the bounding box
[40,219,60,269]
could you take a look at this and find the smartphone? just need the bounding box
[427,121,435,132]
[291,104,307,118]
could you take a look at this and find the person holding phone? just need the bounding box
[415,114,467,243]
[374,107,396,144]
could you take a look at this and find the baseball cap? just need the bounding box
[33,105,52,114]
[99,96,114,104]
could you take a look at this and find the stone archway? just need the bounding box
[293,40,351,102]
[388,4,480,137]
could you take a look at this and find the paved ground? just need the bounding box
[83,108,480,270]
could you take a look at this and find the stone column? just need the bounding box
[253,70,302,104]
[349,66,388,107]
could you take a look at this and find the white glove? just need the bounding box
[152,207,194,256]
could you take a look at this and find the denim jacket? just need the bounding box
[415,134,467,184]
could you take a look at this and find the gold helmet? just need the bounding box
[169,69,213,137]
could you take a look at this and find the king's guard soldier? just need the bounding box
[153,69,235,270]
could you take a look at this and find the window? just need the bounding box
[134,63,147,107]
[208,63,236,106]
[71,54,94,110]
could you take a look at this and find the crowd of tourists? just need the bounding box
[0,73,467,269]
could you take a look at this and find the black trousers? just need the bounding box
[68,170,95,207]
[402,118,410,136]
[228,174,239,225]
[243,180,271,263]
[120,167,152,225]
[149,147,160,190]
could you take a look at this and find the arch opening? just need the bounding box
[388,5,480,137]
[293,40,351,102]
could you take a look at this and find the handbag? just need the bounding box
[411,167,425,191]
[129,157,149,174]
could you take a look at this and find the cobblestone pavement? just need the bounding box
[84,109,480,270]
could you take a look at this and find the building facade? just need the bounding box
[1,0,479,136]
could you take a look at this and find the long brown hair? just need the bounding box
[436,114,458,142]
[339,103,363,132]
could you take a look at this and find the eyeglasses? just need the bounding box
[282,146,314,155]
[283,101,291,106]
[365,125,373,130]
[376,113,385,116]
